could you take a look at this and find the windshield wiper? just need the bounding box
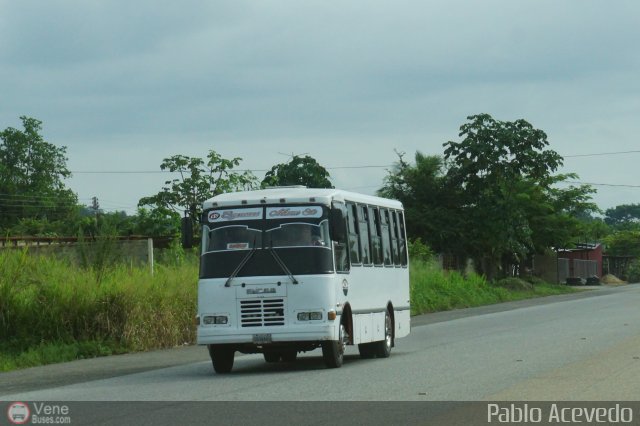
[268,238,298,284]
[225,237,257,287]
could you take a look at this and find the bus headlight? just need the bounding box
[297,311,323,321]
[309,312,323,321]
[203,315,228,325]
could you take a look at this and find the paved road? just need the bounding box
[2,285,639,403]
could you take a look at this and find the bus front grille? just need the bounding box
[240,299,285,327]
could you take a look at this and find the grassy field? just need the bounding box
[410,259,576,315]
[0,249,575,372]
[0,248,197,371]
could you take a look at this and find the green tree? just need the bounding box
[0,116,78,232]
[132,206,180,237]
[603,230,640,257]
[138,150,258,225]
[378,151,465,257]
[440,113,596,279]
[604,204,640,230]
[261,155,333,188]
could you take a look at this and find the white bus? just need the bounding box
[196,187,410,373]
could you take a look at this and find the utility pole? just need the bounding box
[91,197,100,228]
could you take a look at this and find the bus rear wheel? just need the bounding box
[281,350,297,363]
[322,323,347,368]
[373,309,392,358]
[208,344,235,374]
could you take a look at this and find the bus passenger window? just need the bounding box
[358,205,371,265]
[346,203,361,265]
[390,211,400,266]
[380,209,392,266]
[399,212,408,266]
[371,208,383,266]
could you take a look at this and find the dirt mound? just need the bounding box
[601,274,627,285]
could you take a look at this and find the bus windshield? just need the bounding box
[266,221,330,248]
[199,205,334,278]
[206,225,262,252]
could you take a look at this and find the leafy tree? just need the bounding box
[574,214,612,244]
[378,151,465,257]
[138,150,258,226]
[132,206,180,237]
[262,155,333,188]
[0,116,78,232]
[441,114,597,279]
[604,204,640,229]
[603,230,640,257]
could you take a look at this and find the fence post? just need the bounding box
[147,238,154,276]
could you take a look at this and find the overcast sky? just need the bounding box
[1,0,639,214]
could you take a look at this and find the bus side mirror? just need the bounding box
[330,207,346,242]
[181,216,193,249]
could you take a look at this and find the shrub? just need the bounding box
[408,238,434,262]
[494,277,533,291]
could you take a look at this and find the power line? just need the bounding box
[563,150,640,158]
[0,193,90,200]
[69,164,395,174]
[65,150,640,175]
[564,181,640,188]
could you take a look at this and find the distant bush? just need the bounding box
[408,238,434,262]
[628,259,640,283]
[521,275,547,286]
[494,277,533,291]
[410,259,574,315]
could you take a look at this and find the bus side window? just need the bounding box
[399,211,408,266]
[332,202,350,273]
[370,207,383,266]
[380,209,392,266]
[391,211,400,266]
[346,202,361,265]
[359,205,371,265]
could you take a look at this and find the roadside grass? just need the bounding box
[0,248,197,372]
[1,250,577,372]
[410,259,577,315]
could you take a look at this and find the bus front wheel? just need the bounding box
[208,344,235,374]
[322,323,347,368]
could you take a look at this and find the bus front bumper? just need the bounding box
[197,324,338,346]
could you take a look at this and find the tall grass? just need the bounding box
[0,248,197,371]
[410,258,575,315]
[1,249,575,371]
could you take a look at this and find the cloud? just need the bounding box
[1,0,639,212]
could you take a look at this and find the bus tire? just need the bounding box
[281,350,297,363]
[358,343,376,359]
[322,323,347,368]
[263,352,280,363]
[373,309,392,358]
[208,344,235,373]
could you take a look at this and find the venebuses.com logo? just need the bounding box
[7,402,30,425]
[6,401,72,424]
